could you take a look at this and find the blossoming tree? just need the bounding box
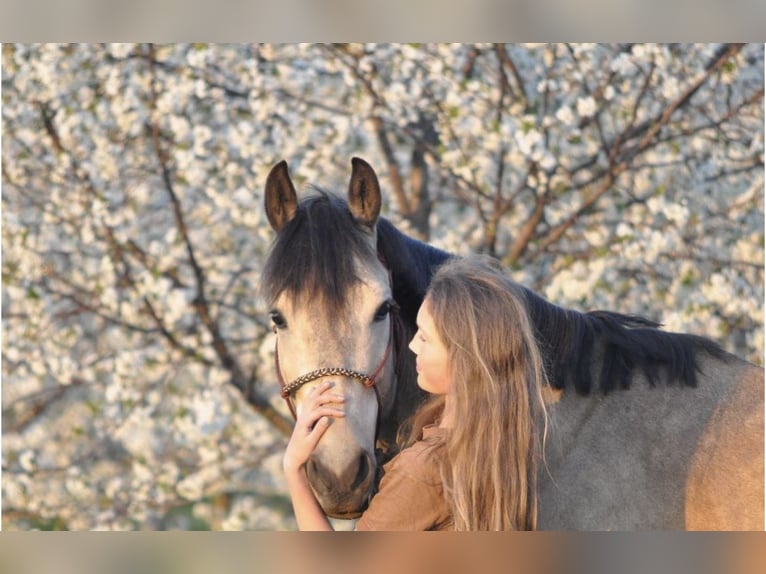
[2,43,763,529]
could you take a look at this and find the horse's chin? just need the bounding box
[325,509,364,520]
[321,497,370,521]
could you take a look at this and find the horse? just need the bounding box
[262,157,764,529]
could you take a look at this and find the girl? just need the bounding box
[283,255,549,530]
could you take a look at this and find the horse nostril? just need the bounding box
[306,457,327,488]
[306,453,373,493]
[351,453,371,490]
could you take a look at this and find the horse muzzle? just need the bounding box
[306,450,376,518]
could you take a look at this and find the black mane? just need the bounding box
[519,288,729,394]
[374,217,451,436]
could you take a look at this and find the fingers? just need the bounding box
[285,415,331,473]
[295,381,346,427]
[284,382,347,473]
[293,415,331,459]
[306,380,344,400]
[301,381,345,411]
[302,405,345,429]
[309,416,331,440]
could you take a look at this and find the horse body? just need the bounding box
[539,352,762,529]
[263,158,764,530]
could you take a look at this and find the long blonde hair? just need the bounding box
[401,255,549,530]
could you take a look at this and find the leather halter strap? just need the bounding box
[274,302,398,419]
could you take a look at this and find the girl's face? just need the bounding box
[409,298,452,395]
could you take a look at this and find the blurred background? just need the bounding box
[2,43,763,530]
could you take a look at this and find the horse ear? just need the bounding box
[348,157,381,229]
[265,160,298,233]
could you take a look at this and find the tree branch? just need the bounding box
[495,44,528,111]
[533,44,747,257]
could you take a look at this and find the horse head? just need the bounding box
[263,158,398,517]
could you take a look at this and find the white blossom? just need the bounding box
[576,96,597,118]
[555,105,575,126]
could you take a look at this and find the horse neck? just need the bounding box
[376,217,450,325]
[374,217,448,450]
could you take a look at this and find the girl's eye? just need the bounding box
[270,310,287,329]
[373,300,392,322]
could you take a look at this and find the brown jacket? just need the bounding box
[356,425,452,531]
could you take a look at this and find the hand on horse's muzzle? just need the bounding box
[283,381,345,475]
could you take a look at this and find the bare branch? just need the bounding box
[505,166,547,265]
[495,44,528,110]
[2,378,87,433]
[371,115,410,215]
[462,45,482,80]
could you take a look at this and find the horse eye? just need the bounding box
[270,310,287,329]
[373,301,392,322]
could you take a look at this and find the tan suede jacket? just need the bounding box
[356,425,452,531]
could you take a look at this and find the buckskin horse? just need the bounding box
[262,158,764,529]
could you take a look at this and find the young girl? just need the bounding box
[283,255,549,530]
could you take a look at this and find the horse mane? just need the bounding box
[519,287,730,393]
[261,189,377,315]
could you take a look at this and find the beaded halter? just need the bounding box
[274,308,397,419]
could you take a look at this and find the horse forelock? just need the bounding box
[262,190,378,316]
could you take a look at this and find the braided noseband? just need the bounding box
[280,367,375,398]
[273,299,398,420]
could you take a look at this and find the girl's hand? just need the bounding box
[283,381,345,475]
